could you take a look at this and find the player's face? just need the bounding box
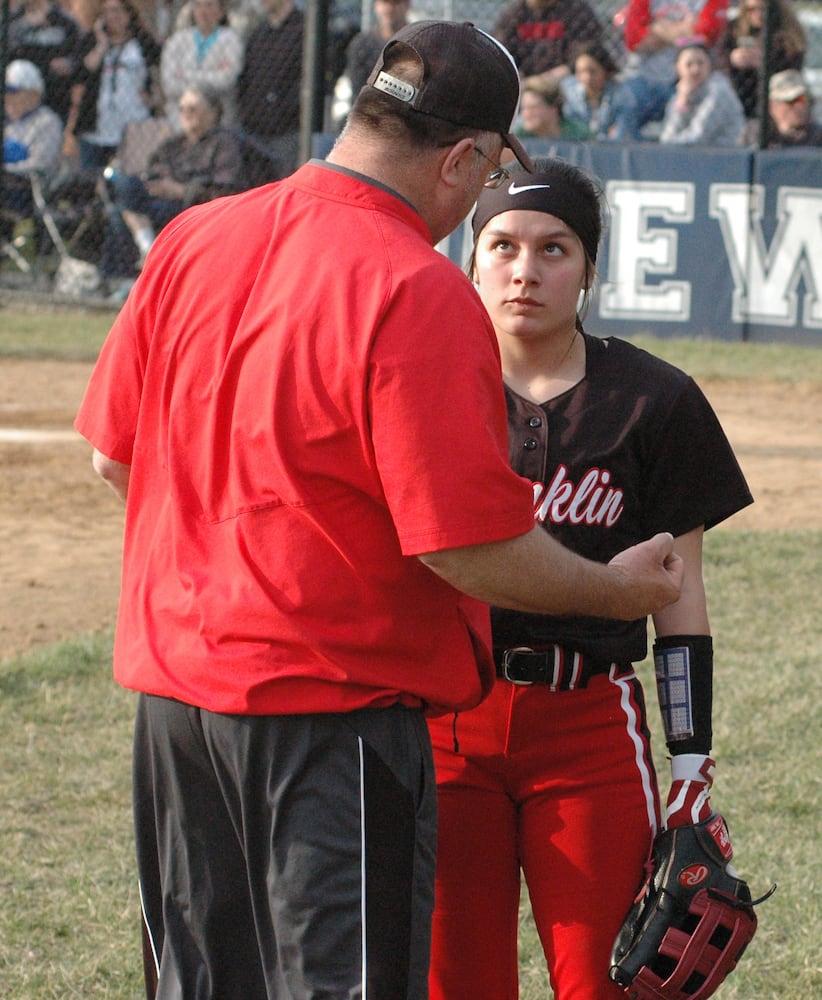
[473,210,588,344]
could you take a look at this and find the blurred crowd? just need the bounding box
[3,0,821,297]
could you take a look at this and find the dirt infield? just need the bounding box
[2,357,821,662]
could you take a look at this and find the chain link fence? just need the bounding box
[1,0,820,301]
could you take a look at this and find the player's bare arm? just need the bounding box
[418,525,683,621]
[92,448,130,504]
[652,525,710,636]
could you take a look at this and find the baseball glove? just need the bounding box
[609,814,774,1000]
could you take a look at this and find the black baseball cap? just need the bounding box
[366,20,534,172]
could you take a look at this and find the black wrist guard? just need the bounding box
[653,634,713,756]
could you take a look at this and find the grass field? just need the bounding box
[0,303,116,361]
[1,311,820,998]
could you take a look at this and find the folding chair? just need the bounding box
[29,172,104,298]
[1,172,43,276]
[1,158,103,292]
[0,219,34,274]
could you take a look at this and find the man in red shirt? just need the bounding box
[76,20,682,1000]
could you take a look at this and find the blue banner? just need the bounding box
[483,141,822,346]
[313,134,822,346]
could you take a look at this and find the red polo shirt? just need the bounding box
[75,162,534,715]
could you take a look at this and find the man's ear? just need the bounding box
[438,137,476,189]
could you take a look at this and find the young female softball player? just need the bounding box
[427,157,753,1000]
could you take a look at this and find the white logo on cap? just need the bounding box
[372,71,417,104]
[508,182,552,195]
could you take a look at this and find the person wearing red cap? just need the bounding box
[75,22,683,999]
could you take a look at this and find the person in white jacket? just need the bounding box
[160,0,243,131]
[660,38,745,146]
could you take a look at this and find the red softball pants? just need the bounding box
[427,667,662,1000]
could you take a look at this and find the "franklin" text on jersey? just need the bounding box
[533,465,624,526]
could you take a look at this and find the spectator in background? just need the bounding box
[160,0,243,131]
[101,83,244,296]
[613,0,730,140]
[515,75,591,139]
[493,0,603,83]
[718,0,805,123]
[659,38,745,145]
[561,40,627,139]
[324,0,360,98]
[237,0,303,178]
[766,68,822,147]
[7,0,87,122]
[2,59,64,223]
[345,0,411,97]
[72,0,162,171]
[331,0,411,130]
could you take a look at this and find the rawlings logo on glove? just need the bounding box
[609,814,775,1000]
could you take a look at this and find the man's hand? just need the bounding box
[605,532,684,620]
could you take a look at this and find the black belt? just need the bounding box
[493,645,618,690]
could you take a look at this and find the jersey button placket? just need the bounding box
[516,408,548,483]
[523,413,543,451]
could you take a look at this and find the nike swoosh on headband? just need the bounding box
[508,182,552,194]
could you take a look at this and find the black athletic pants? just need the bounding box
[133,695,437,999]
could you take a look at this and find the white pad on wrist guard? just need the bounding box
[654,643,694,743]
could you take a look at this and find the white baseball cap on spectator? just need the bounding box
[769,69,808,103]
[6,59,45,94]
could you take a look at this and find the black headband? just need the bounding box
[471,170,600,264]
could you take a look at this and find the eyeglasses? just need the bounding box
[473,145,510,189]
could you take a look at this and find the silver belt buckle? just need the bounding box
[503,646,536,685]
